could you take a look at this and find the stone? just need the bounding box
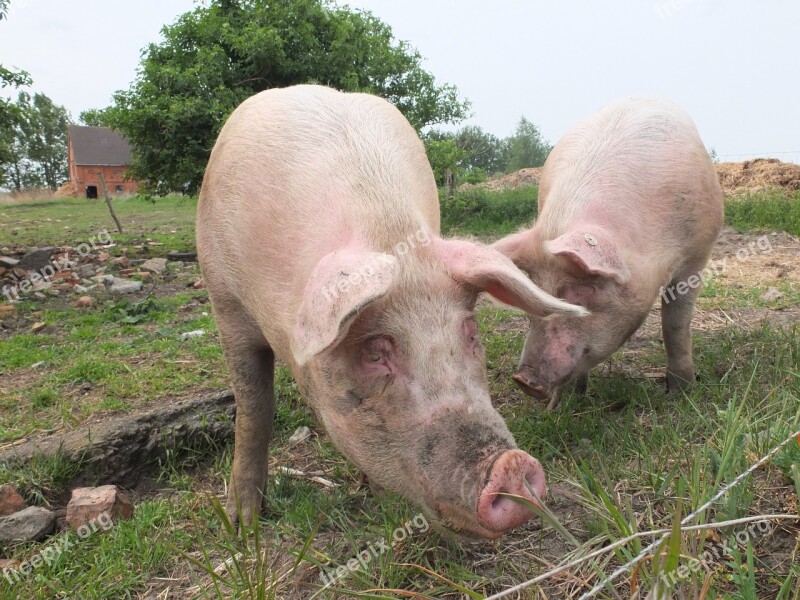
[77,264,96,278]
[288,426,311,444]
[760,288,783,302]
[75,296,95,309]
[0,304,15,318]
[167,250,197,262]
[192,278,205,290]
[0,506,55,544]
[0,484,26,516]
[65,485,133,530]
[180,330,205,340]
[32,292,47,301]
[15,247,54,271]
[31,322,46,333]
[140,257,168,275]
[51,271,76,282]
[112,256,130,269]
[109,278,143,295]
[0,256,19,268]
[96,252,111,262]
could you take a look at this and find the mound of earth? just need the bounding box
[715,158,800,196]
[463,159,800,196]
[461,167,543,191]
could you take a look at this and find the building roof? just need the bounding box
[68,126,133,166]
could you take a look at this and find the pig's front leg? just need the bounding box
[216,309,276,526]
[661,273,700,392]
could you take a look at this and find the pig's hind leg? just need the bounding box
[661,270,702,392]
[215,305,276,526]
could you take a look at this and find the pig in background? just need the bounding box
[494,97,723,407]
[196,85,587,539]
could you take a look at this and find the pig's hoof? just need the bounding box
[225,493,263,528]
[666,370,695,393]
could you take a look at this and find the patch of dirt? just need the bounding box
[461,159,800,197]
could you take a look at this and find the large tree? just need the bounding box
[1,0,33,185]
[1,92,71,191]
[505,116,551,172]
[453,125,506,174]
[91,0,469,194]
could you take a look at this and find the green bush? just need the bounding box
[440,186,537,236]
[724,189,800,236]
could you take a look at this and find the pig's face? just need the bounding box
[514,274,640,398]
[494,227,633,400]
[291,240,588,538]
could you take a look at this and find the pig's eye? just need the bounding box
[360,336,394,376]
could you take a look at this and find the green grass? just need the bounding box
[725,190,800,236]
[0,189,798,598]
[440,186,538,236]
[0,194,197,254]
[440,185,800,239]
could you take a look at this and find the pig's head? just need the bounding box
[494,226,634,400]
[290,236,587,539]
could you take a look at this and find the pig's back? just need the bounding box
[196,85,438,351]
[538,97,722,257]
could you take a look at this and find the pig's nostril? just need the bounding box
[476,450,547,534]
[513,372,550,400]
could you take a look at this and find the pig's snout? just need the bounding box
[476,450,546,533]
[513,367,550,399]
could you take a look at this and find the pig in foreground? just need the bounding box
[495,97,723,406]
[196,85,587,539]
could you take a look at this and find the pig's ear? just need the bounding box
[545,230,631,285]
[491,229,534,267]
[291,250,397,366]
[433,239,588,318]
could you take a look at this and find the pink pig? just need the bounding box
[196,85,586,538]
[495,97,723,406]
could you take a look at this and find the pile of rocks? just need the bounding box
[0,244,197,311]
[0,484,132,548]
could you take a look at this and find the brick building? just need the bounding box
[67,126,138,198]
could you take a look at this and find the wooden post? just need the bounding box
[98,172,124,234]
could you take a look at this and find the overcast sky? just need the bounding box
[1,0,798,162]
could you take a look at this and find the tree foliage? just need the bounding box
[1,0,34,176]
[92,0,469,195]
[424,138,465,188]
[505,116,551,172]
[1,92,71,190]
